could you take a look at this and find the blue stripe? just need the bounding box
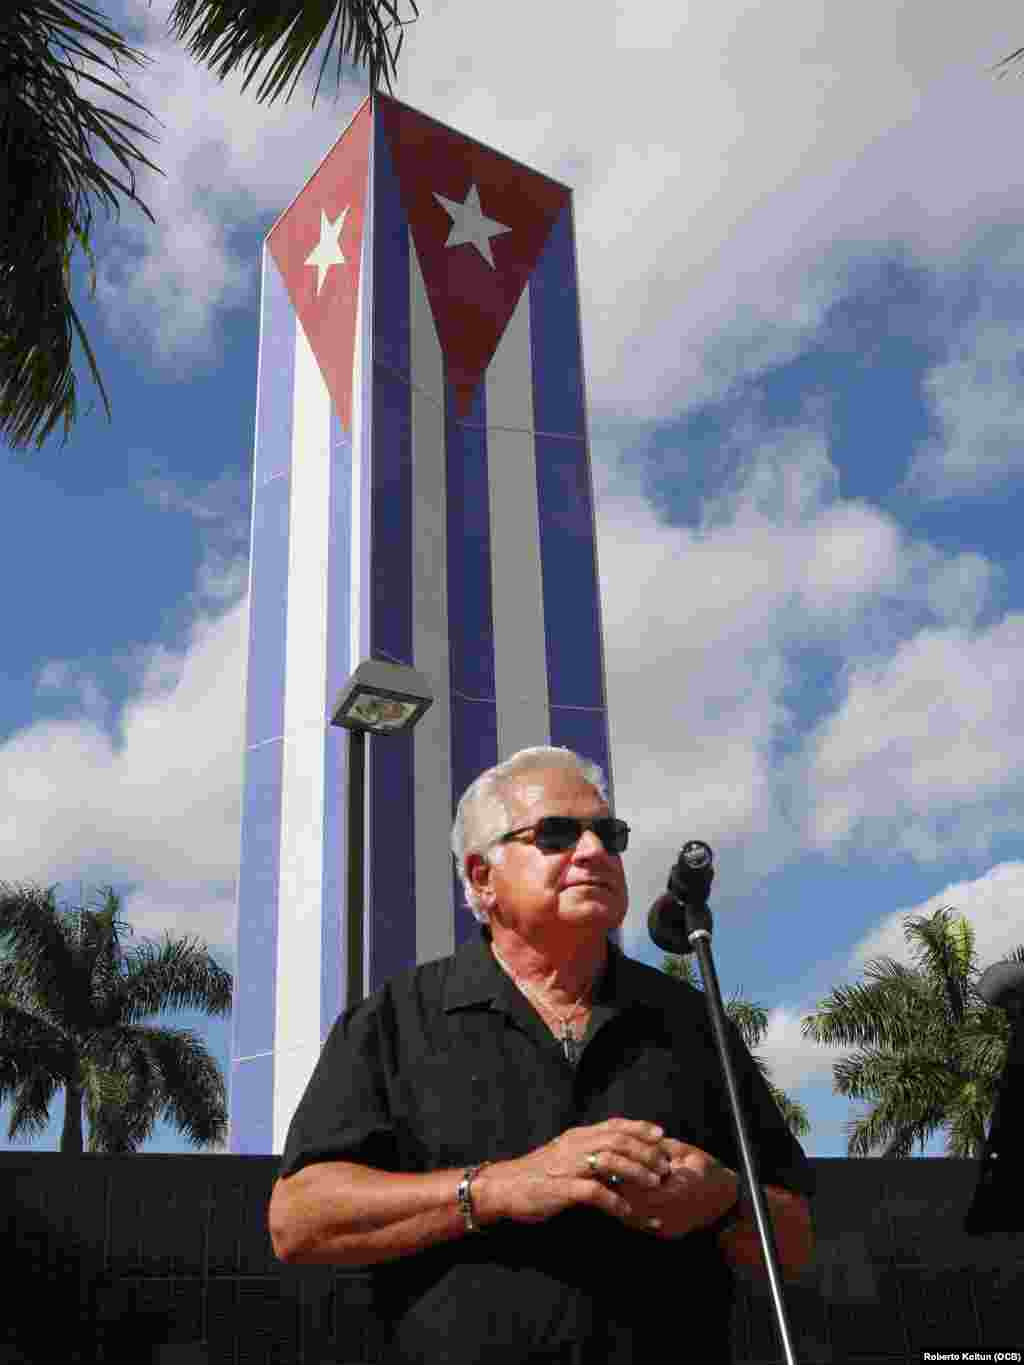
[528,202,617,946]
[233,736,286,1061]
[253,253,296,487]
[446,380,499,948]
[370,118,413,666]
[242,475,292,750]
[367,116,417,992]
[321,402,353,1040]
[229,1055,274,1156]
[356,130,374,667]
[530,205,611,750]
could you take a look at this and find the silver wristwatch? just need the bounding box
[457,1162,489,1232]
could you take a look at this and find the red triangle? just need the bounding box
[268,98,371,433]
[376,94,571,417]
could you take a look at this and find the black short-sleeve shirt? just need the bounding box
[279,934,816,1365]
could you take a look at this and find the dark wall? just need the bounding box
[2,1154,1021,1364]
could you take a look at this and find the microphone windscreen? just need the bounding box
[978,961,1024,1009]
[648,893,692,954]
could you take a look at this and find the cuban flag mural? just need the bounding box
[231,93,614,1154]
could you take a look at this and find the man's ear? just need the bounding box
[467,851,492,903]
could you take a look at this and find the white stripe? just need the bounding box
[409,237,455,964]
[273,317,332,1153]
[486,282,550,759]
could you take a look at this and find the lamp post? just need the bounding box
[330,659,434,1008]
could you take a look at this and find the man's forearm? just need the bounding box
[717,1183,814,1279]
[269,1161,498,1267]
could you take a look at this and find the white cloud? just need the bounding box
[907,314,1024,498]
[0,591,247,937]
[749,1005,846,1094]
[137,467,252,613]
[36,661,110,729]
[395,0,1024,414]
[709,861,1024,1098]
[596,426,1005,940]
[88,2,366,367]
[849,861,1024,975]
[12,409,1001,967]
[806,615,1024,857]
[87,1,1024,414]
[139,467,250,525]
[117,881,237,960]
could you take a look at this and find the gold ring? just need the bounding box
[587,1151,621,1187]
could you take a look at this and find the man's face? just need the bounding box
[469,767,628,943]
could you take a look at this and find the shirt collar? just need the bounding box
[442,931,655,1022]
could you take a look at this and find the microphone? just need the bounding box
[964,957,1024,1235]
[648,841,715,954]
[646,841,805,1354]
[977,960,1024,1014]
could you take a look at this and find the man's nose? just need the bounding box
[572,828,605,855]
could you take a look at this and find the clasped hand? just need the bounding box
[485,1117,739,1239]
[618,1136,739,1239]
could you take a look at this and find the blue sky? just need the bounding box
[3,0,1024,1158]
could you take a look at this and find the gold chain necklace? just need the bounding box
[491,945,594,1064]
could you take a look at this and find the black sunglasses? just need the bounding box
[495,816,630,854]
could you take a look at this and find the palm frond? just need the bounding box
[119,934,233,1023]
[833,1047,956,1112]
[7,1067,62,1142]
[944,1076,993,1158]
[1,0,162,450]
[956,1007,1010,1079]
[844,1093,947,1158]
[901,906,974,1025]
[992,47,1024,78]
[0,882,82,1022]
[79,886,132,1014]
[0,1002,69,1100]
[95,1023,227,1148]
[661,952,808,1137]
[83,1043,162,1151]
[724,998,769,1049]
[801,964,933,1053]
[767,1081,811,1137]
[661,954,697,988]
[166,0,419,105]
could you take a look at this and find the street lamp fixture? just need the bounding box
[330,659,434,1007]
[331,657,433,734]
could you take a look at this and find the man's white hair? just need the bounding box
[450,746,609,924]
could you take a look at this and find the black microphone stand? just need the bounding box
[964,961,1024,1236]
[650,843,802,1365]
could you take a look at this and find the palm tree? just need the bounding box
[1,0,161,452]
[994,47,1024,78]
[0,881,233,1153]
[800,905,1023,1158]
[660,953,811,1138]
[2,0,417,454]
[167,0,419,108]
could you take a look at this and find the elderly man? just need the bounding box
[269,746,815,1364]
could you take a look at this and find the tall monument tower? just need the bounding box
[230,93,614,1154]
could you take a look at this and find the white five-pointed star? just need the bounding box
[433,183,511,269]
[305,207,349,294]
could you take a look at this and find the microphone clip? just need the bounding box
[648,842,715,955]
